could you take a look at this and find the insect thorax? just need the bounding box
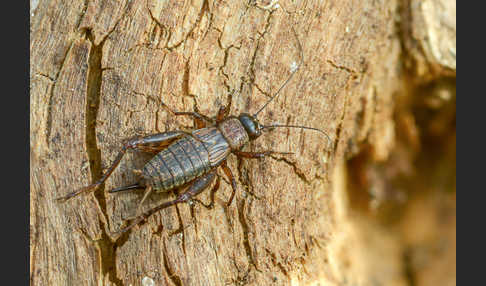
[218,117,250,150]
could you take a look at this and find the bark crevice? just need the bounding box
[84,29,123,286]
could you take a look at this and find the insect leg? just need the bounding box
[131,131,187,153]
[56,131,186,202]
[221,161,237,206]
[117,171,217,234]
[233,150,294,159]
[172,111,213,128]
[192,174,221,209]
[216,90,235,122]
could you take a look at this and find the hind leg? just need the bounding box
[192,175,221,209]
[117,171,217,234]
[56,131,186,202]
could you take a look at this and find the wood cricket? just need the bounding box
[57,28,331,234]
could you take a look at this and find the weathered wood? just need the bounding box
[31,0,455,285]
[401,0,456,81]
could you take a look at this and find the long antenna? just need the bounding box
[264,124,332,147]
[253,26,303,117]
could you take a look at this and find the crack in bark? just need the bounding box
[236,158,251,197]
[35,72,56,82]
[200,1,214,43]
[214,25,243,91]
[145,3,209,124]
[258,8,275,39]
[248,45,261,106]
[45,85,56,149]
[246,11,275,109]
[146,0,172,48]
[333,90,349,154]
[97,0,131,46]
[270,155,312,184]
[237,197,261,273]
[264,248,289,277]
[163,241,184,286]
[155,109,162,133]
[326,59,359,76]
[219,44,241,91]
[84,30,124,286]
[189,203,200,235]
[132,89,165,106]
[166,0,209,51]
[183,57,191,98]
[252,81,272,98]
[236,157,263,201]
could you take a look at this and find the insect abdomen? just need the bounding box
[142,135,211,191]
[141,127,230,192]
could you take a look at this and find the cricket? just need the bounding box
[57,28,331,234]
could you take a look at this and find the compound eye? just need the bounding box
[254,126,262,137]
[238,114,263,139]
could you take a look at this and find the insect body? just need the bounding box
[142,126,232,192]
[57,28,331,233]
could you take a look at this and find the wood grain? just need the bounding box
[31,0,455,285]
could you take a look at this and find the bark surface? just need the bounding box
[30,0,455,285]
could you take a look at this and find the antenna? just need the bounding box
[253,26,303,117]
[264,124,332,147]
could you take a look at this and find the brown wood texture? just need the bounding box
[30,0,455,285]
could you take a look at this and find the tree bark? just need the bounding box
[30,0,455,285]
